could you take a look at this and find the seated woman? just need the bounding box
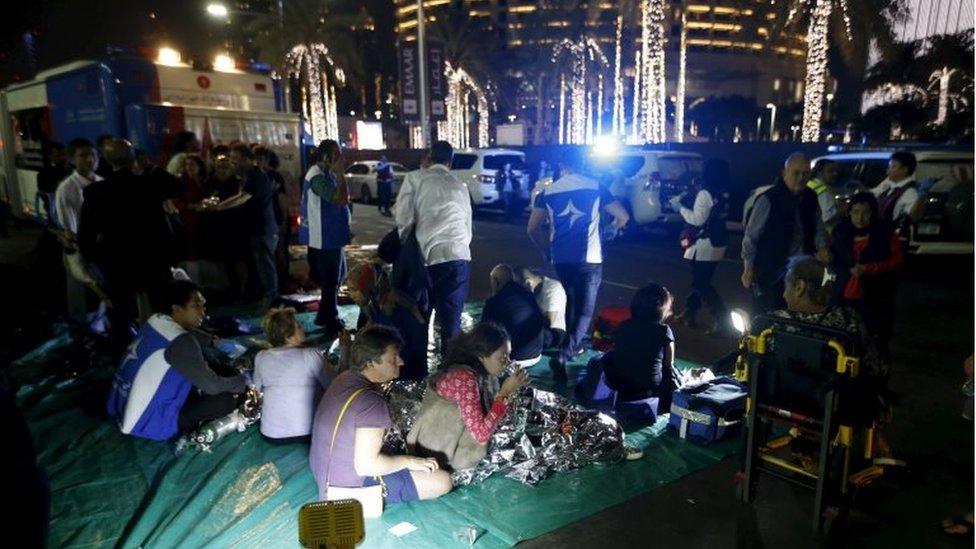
[762,256,897,464]
[603,283,679,409]
[830,192,903,359]
[106,280,246,441]
[345,261,428,381]
[254,307,335,444]
[407,322,530,470]
[309,326,452,504]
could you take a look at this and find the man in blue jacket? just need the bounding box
[107,280,246,441]
[300,140,352,338]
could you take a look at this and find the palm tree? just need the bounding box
[249,0,364,82]
[428,4,500,147]
[861,30,974,140]
[776,0,909,141]
[428,4,498,89]
[248,0,366,141]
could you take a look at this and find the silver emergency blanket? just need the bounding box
[382,381,626,486]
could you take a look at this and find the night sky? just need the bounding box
[0,0,396,87]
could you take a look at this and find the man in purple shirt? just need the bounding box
[309,326,453,503]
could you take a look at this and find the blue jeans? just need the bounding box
[427,260,470,352]
[555,262,602,362]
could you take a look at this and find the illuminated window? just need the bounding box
[686,21,742,31]
[773,78,781,91]
[396,0,451,16]
[509,5,536,13]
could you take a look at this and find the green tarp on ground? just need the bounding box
[14,305,736,548]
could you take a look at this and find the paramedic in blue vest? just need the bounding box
[741,153,828,314]
[106,280,246,441]
[301,139,352,338]
[376,157,394,217]
[527,151,630,382]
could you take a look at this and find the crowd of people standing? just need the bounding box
[25,128,935,515]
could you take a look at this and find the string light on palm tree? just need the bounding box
[553,37,609,145]
[639,0,667,143]
[631,49,641,144]
[438,63,490,148]
[286,43,345,142]
[611,14,625,136]
[674,9,687,143]
[929,67,964,126]
[558,73,567,144]
[786,0,857,142]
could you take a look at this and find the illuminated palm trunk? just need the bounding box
[674,10,687,143]
[612,14,625,136]
[439,63,489,148]
[640,0,667,143]
[553,38,608,145]
[286,43,344,143]
[801,0,832,142]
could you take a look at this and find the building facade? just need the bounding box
[394,0,809,142]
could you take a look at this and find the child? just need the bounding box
[603,283,679,410]
[254,307,334,443]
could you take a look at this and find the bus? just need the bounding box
[0,58,305,219]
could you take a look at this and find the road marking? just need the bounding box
[603,280,640,290]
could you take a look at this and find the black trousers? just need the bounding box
[685,260,728,322]
[308,247,346,332]
[178,391,238,432]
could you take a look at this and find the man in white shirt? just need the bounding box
[395,140,473,350]
[872,151,919,227]
[55,138,102,235]
[516,266,567,333]
[54,138,103,323]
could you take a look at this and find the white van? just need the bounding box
[449,148,528,207]
[590,149,703,226]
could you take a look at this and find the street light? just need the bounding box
[213,53,236,72]
[157,47,183,66]
[206,3,229,18]
[765,103,777,142]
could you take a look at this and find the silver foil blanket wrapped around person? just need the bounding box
[382,381,627,486]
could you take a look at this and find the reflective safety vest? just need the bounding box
[807,178,829,196]
[106,314,193,441]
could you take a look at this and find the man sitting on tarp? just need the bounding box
[106,280,246,441]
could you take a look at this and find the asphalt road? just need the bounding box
[346,203,751,367]
[345,204,974,548]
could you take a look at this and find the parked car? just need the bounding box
[449,148,529,208]
[345,160,409,203]
[741,149,974,255]
[589,149,703,226]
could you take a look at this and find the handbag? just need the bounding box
[324,387,385,518]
